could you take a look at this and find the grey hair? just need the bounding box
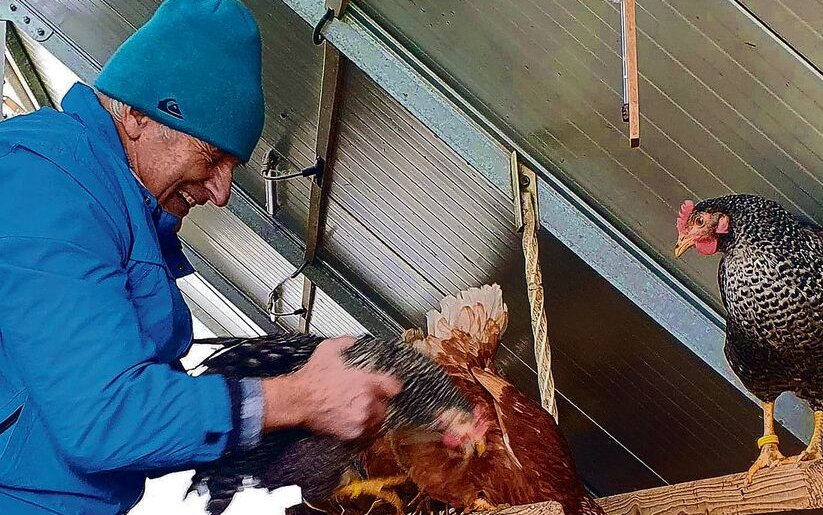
[97,91,219,153]
[97,92,127,123]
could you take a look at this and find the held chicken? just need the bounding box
[675,194,823,483]
[186,333,485,515]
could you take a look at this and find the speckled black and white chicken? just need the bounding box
[675,194,823,482]
[186,332,481,515]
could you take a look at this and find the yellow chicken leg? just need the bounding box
[463,498,511,514]
[746,401,785,484]
[333,476,408,515]
[784,410,823,464]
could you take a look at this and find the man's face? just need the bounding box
[120,109,241,219]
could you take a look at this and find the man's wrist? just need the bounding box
[261,374,306,432]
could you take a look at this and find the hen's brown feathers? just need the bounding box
[362,284,604,515]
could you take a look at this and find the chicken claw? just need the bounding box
[745,401,786,485]
[783,410,823,464]
[746,442,785,485]
[333,476,408,515]
[463,498,510,514]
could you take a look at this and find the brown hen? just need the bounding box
[358,284,603,515]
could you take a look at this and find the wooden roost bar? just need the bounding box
[492,462,823,515]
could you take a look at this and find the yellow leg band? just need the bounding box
[758,434,779,448]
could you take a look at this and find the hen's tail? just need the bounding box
[416,284,508,366]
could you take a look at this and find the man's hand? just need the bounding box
[261,337,402,440]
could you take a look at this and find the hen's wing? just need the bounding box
[416,284,508,373]
[469,367,603,515]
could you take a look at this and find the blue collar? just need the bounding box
[61,83,194,279]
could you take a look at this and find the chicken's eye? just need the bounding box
[695,216,705,227]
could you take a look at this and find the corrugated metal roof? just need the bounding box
[737,0,823,73]
[324,64,520,317]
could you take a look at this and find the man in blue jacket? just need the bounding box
[0,0,401,513]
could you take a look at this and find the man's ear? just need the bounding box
[121,107,151,140]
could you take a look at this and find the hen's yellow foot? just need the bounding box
[463,498,510,514]
[746,443,785,485]
[333,476,408,515]
[783,445,823,464]
[784,410,823,465]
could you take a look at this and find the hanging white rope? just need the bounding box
[512,153,558,423]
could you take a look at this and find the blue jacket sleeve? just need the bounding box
[0,150,236,473]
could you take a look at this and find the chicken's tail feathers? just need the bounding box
[421,284,508,360]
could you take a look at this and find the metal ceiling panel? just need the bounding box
[356,0,823,311]
[323,63,520,316]
[178,272,265,338]
[737,0,823,73]
[18,27,80,103]
[181,203,366,337]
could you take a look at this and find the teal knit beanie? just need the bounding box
[95,0,265,162]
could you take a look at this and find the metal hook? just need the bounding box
[313,7,335,45]
[260,156,325,182]
[266,287,307,321]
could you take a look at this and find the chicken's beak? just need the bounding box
[474,437,487,457]
[674,235,694,258]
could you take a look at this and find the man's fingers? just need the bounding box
[371,373,403,399]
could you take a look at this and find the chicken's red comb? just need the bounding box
[677,200,695,234]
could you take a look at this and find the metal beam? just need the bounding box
[5,23,54,108]
[298,39,346,333]
[0,21,7,117]
[277,0,809,441]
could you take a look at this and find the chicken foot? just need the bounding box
[784,410,823,464]
[462,498,511,514]
[333,476,408,515]
[746,401,785,485]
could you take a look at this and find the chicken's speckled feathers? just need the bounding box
[187,333,472,515]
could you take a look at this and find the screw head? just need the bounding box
[22,15,31,24]
[519,175,530,187]
[9,5,17,12]
[36,28,45,37]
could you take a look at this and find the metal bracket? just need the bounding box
[312,0,349,45]
[510,151,538,233]
[260,148,325,216]
[0,2,52,42]
[266,286,307,322]
[261,149,280,216]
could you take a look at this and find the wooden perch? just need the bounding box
[496,500,564,515]
[492,461,823,515]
